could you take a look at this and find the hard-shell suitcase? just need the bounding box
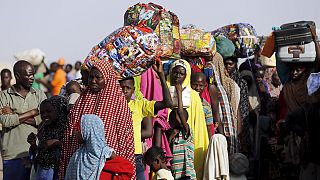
[276,41,316,62]
[274,21,315,47]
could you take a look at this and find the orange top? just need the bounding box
[51,68,66,95]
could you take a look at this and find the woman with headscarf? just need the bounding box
[167,59,209,180]
[223,56,250,153]
[206,53,238,154]
[211,54,240,126]
[58,60,135,179]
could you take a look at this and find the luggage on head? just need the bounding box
[180,24,216,57]
[274,21,315,47]
[214,34,235,59]
[84,25,159,79]
[276,42,316,62]
[212,23,258,58]
[274,21,316,63]
[124,3,181,59]
[14,48,46,66]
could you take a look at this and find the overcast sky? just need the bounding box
[0,0,318,64]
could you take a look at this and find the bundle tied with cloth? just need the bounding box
[180,24,216,57]
[14,48,46,66]
[84,25,160,79]
[212,23,258,58]
[124,2,181,60]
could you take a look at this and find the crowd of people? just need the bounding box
[1,5,320,180]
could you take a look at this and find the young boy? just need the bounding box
[144,146,174,180]
[119,61,172,180]
[1,69,12,91]
[191,72,215,137]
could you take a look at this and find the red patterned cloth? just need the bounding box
[58,60,135,179]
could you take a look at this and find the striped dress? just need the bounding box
[171,127,196,179]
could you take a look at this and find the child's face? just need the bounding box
[1,72,12,87]
[214,122,219,128]
[67,84,81,96]
[119,79,135,102]
[191,75,206,94]
[146,157,161,172]
[255,70,264,84]
[40,102,57,125]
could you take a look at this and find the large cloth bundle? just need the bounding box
[84,25,159,79]
[180,25,216,57]
[14,48,45,66]
[124,3,181,59]
[212,23,258,58]
[215,34,235,59]
[274,21,316,63]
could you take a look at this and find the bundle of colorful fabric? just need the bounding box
[124,2,181,59]
[212,23,258,57]
[180,24,216,57]
[84,25,159,79]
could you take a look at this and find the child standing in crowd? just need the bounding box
[168,83,196,180]
[65,114,134,180]
[0,69,12,91]
[191,72,215,137]
[65,81,82,110]
[144,146,174,180]
[27,96,68,180]
[119,61,172,180]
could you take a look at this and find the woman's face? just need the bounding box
[171,66,187,85]
[88,67,105,93]
[291,67,306,81]
[224,59,236,75]
[40,101,57,125]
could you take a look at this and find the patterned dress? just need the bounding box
[171,126,196,179]
[36,96,68,170]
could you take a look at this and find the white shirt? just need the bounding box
[153,169,174,180]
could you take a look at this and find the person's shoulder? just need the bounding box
[130,98,152,106]
[0,88,14,103]
[32,88,46,97]
[0,87,15,95]
[32,87,43,93]
[0,89,9,97]
[190,88,202,102]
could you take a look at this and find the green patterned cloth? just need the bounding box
[171,127,196,179]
